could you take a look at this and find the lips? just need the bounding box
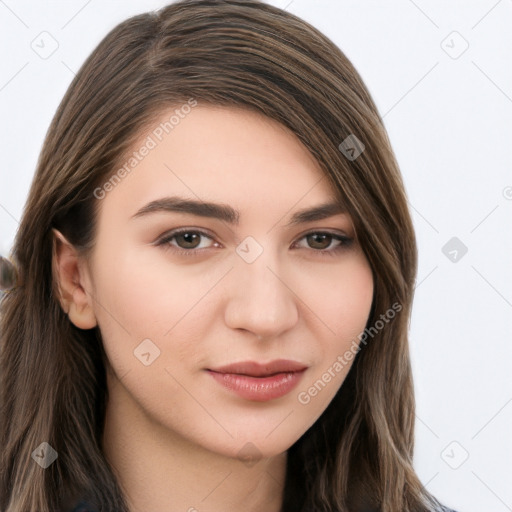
[205,359,308,402]
[207,359,308,377]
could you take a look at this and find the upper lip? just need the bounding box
[207,359,308,377]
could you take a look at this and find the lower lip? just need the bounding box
[206,369,306,402]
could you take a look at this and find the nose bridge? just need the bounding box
[224,242,299,336]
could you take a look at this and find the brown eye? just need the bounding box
[157,229,216,253]
[294,231,352,255]
[175,232,202,249]
[306,233,333,250]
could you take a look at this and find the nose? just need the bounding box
[223,251,299,340]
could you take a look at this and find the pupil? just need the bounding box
[308,234,330,249]
[178,233,199,248]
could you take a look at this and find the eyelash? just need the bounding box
[155,228,353,257]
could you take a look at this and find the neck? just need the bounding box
[101,369,287,512]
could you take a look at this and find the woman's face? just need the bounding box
[84,104,373,460]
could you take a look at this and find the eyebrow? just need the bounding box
[130,196,346,226]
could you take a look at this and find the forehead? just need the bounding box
[97,104,340,221]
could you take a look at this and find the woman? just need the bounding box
[0,1,457,511]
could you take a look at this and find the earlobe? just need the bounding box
[52,228,97,330]
[67,300,98,330]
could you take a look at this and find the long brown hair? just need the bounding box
[0,1,444,510]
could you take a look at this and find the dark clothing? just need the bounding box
[70,499,98,512]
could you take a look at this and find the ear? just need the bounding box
[52,228,97,330]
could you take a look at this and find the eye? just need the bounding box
[156,229,218,254]
[293,231,352,254]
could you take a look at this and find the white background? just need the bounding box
[1,1,511,511]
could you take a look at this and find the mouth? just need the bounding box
[207,359,308,377]
[205,359,308,402]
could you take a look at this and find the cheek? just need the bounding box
[92,244,207,333]
[294,258,373,413]
[90,247,224,373]
[300,256,374,341]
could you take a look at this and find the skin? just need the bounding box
[54,105,374,512]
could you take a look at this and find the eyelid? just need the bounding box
[292,225,351,240]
